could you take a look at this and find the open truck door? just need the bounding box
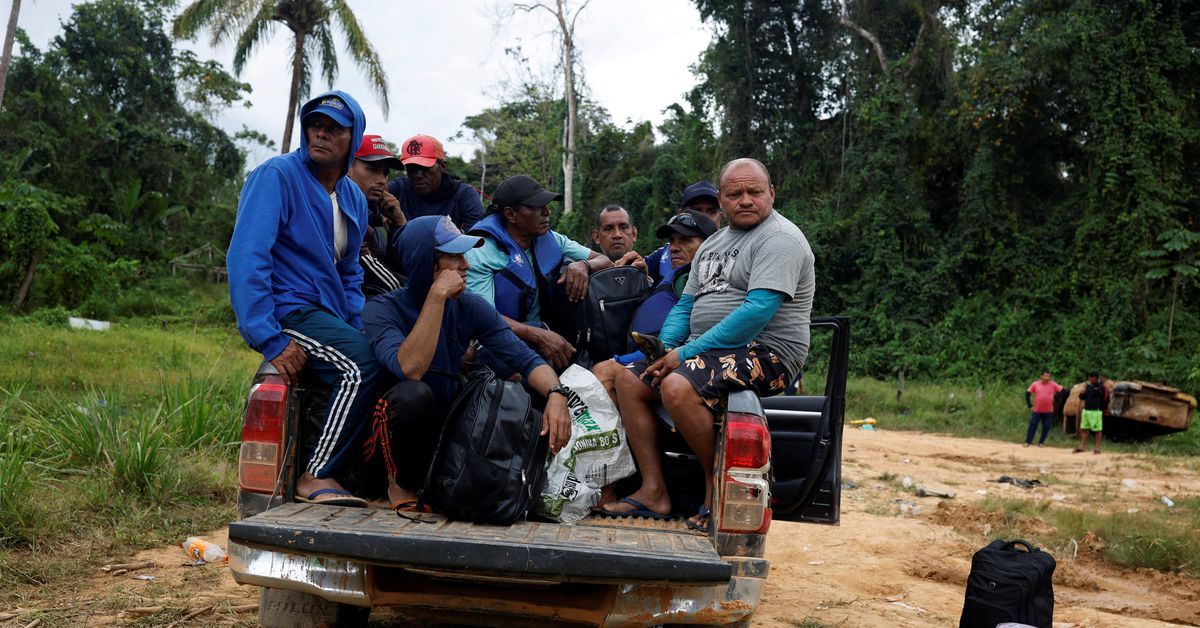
[761,316,849,524]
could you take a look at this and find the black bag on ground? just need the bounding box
[420,368,548,525]
[557,266,650,366]
[959,539,1055,628]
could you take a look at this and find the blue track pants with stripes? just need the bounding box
[280,307,383,479]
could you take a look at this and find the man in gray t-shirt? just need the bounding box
[597,158,816,529]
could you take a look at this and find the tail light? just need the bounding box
[239,375,288,494]
[720,412,772,534]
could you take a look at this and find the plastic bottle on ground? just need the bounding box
[182,537,228,563]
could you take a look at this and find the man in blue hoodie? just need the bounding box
[385,134,484,231]
[363,216,571,509]
[227,90,382,508]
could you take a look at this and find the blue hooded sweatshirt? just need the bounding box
[363,216,546,407]
[227,91,369,361]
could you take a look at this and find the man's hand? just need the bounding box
[378,191,405,229]
[532,327,575,371]
[430,267,465,301]
[557,260,591,302]
[647,348,683,387]
[270,339,307,385]
[614,250,647,274]
[541,390,571,453]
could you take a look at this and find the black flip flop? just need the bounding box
[296,488,368,508]
[595,497,673,520]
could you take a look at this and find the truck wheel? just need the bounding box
[258,587,370,628]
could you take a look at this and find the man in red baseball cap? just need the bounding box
[349,134,406,296]
[385,134,484,235]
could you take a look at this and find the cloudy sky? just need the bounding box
[6,0,714,167]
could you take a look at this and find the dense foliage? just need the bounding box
[454,0,1200,387]
[0,0,1195,387]
[0,0,250,318]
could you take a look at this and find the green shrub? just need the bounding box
[28,307,70,327]
[0,429,40,545]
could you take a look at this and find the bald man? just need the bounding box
[599,158,815,531]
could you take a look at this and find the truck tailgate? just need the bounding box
[230,503,731,583]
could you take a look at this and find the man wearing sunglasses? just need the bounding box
[599,158,815,531]
[645,180,724,285]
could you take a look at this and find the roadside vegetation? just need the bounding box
[0,280,256,600]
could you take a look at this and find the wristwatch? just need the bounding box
[547,385,570,399]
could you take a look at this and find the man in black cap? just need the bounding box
[645,180,724,285]
[466,175,613,370]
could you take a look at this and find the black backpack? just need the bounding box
[960,539,1056,628]
[560,266,650,366]
[420,368,548,525]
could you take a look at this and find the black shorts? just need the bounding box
[627,341,789,414]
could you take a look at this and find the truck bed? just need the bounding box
[230,502,731,584]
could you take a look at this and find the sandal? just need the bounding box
[686,505,711,532]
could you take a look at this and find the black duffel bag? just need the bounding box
[420,368,548,525]
[553,265,650,367]
[959,539,1056,628]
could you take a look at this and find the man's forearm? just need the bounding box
[526,364,562,398]
[503,314,541,343]
[395,295,447,379]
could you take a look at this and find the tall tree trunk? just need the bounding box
[281,30,306,154]
[555,0,576,214]
[0,0,23,108]
[13,251,38,310]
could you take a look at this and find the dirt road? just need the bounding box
[68,428,1200,626]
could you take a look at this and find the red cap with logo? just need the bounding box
[354,134,403,170]
[400,134,446,168]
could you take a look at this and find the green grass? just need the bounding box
[970,497,1200,577]
[846,377,1200,455]
[0,301,259,601]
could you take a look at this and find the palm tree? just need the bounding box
[173,0,389,153]
[0,0,23,108]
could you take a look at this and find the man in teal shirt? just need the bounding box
[466,175,612,370]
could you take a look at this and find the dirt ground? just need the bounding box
[14,428,1199,626]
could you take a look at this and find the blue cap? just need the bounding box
[680,180,719,209]
[433,216,483,254]
[302,95,354,128]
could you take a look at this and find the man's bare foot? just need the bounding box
[296,472,350,498]
[387,479,418,507]
[294,472,366,507]
[597,488,671,517]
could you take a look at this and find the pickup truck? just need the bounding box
[227,317,849,627]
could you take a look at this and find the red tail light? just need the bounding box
[720,411,772,534]
[239,375,288,494]
[725,412,770,470]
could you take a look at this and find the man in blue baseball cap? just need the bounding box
[363,215,572,511]
[644,180,724,285]
[227,90,383,507]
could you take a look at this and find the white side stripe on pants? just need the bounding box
[282,329,362,476]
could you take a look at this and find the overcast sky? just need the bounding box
[5,0,714,167]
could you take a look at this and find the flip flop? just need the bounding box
[595,497,673,520]
[390,499,433,514]
[686,505,712,532]
[296,488,368,508]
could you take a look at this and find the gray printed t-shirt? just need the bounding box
[684,210,816,378]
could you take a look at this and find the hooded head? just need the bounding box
[396,216,484,296]
[299,90,367,176]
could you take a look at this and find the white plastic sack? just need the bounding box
[536,365,637,523]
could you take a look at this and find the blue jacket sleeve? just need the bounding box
[676,289,785,360]
[362,296,409,381]
[469,295,546,378]
[657,293,694,350]
[456,183,485,232]
[227,165,290,361]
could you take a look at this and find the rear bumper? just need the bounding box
[229,541,766,625]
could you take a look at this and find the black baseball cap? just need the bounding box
[493,175,563,209]
[655,209,718,240]
[680,180,719,208]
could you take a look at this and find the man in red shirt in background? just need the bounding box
[1025,370,1063,447]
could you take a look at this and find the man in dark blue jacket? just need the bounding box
[227,90,383,507]
[385,134,484,231]
[363,216,571,509]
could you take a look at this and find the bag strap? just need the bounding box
[1001,540,1036,553]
